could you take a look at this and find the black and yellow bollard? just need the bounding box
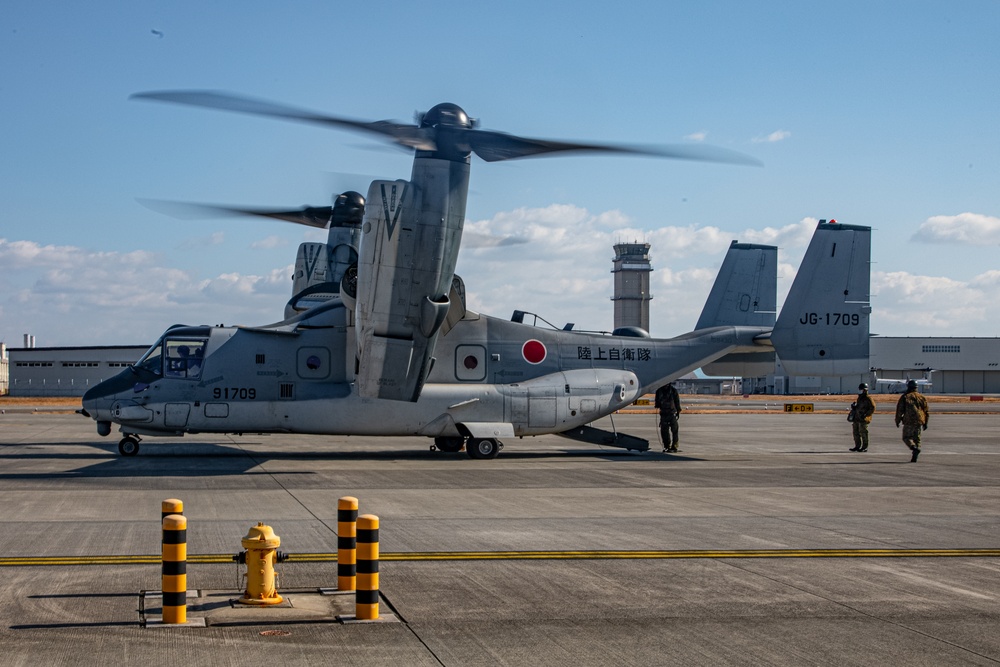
[356,514,379,620]
[338,496,358,591]
[161,498,183,522]
[161,514,187,624]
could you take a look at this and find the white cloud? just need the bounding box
[912,212,1000,245]
[7,209,998,348]
[457,207,821,336]
[684,131,708,142]
[251,235,289,249]
[177,231,225,250]
[752,130,791,143]
[0,238,293,346]
[871,270,993,332]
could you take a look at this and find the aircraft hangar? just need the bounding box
[760,336,1000,395]
[6,345,148,397]
[4,337,1000,397]
[868,336,1000,394]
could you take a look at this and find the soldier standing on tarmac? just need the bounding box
[895,379,929,462]
[849,383,876,452]
[655,382,682,453]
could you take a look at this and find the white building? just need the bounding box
[8,346,148,397]
[754,336,1000,395]
[868,336,1000,394]
[0,343,8,395]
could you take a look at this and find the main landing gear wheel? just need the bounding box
[467,438,501,459]
[432,437,466,453]
[118,436,140,457]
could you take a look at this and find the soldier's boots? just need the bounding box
[910,448,920,463]
[849,446,860,452]
[859,447,868,452]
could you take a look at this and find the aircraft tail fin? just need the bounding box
[696,241,777,330]
[771,220,871,375]
[284,242,339,318]
[698,241,777,377]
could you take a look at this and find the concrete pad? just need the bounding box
[1,412,999,665]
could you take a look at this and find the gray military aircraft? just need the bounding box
[80,93,871,458]
[872,368,935,393]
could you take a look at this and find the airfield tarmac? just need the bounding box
[1,404,999,666]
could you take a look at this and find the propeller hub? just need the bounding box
[419,103,473,130]
[331,191,365,227]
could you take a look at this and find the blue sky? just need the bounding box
[2,1,999,347]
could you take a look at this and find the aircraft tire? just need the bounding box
[467,438,499,459]
[118,437,140,457]
[434,437,465,453]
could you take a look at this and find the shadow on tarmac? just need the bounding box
[10,621,137,630]
[28,593,138,599]
[0,441,710,478]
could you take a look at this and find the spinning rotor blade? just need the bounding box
[132,91,761,166]
[131,90,436,151]
[467,129,762,166]
[138,198,334,228]
[204,204,334,228]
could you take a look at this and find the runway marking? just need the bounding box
[3,548,1000,567]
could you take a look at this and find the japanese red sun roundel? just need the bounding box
[522,339,547,364]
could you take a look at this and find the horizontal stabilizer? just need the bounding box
[771,221,871,375]
[702,351,776,377]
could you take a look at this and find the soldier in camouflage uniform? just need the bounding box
[849,383,876,452]
[895,379,929,462]
[655,382,682,453]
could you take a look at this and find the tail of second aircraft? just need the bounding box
[696,241,777,330]
[697,241,777,377]
[770,220,871,375]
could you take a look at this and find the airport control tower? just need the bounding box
[611,242,652,333]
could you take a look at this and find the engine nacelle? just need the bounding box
[353,178,462,402]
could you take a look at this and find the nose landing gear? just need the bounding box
[118,435,141,457]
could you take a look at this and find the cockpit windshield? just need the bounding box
[131,336,208,379]
[134,342,163,375]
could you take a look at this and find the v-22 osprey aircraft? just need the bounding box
[81,92,872,458]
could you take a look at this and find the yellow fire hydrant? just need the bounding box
[235,522,288,605]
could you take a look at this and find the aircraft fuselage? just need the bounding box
[82,302,766,443]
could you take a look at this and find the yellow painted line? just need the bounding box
[3,548,1000,567]
[381,549,1000,561]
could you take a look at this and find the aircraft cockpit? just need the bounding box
[132,326,212,380]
